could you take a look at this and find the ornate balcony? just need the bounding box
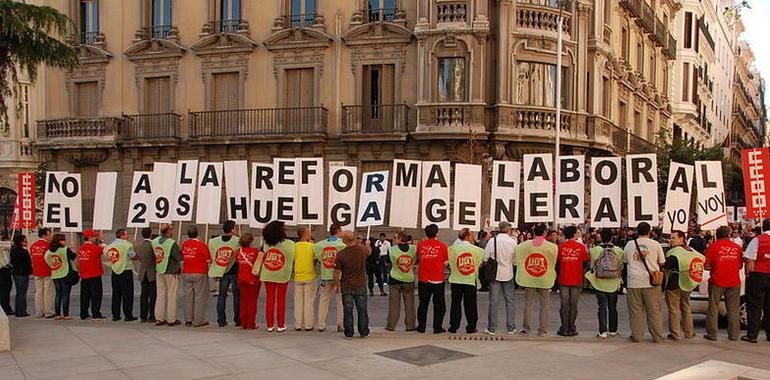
[273,13,325,30]
[136,25,179,40]
[36,117,122,147]
[493,105,581,141]
[188,107,328,141]
[123,113,182,141]
[201,19,250,35]
[664,33,677,59]
[516,2,571,36]
[341,104,410,139]
[437,2,468,24]
[415,103,485,135]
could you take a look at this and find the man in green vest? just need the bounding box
[515,223,557,336]
[663,230,705,340]
[385,234,417,331]
[586,229,624,339]
[314,223,347,332]
[106,229,138,322]
[208,220,240,327]
[152,223,182,326]
[448,228,485,334]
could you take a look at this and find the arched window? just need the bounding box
[434,39,469,102]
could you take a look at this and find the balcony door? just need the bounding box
[284,68,315,133]
[289,0,316,27]
[362,64,395,132]
[144,76,171,114]
[75,81,99,117]
[152,0,172,37]
[79,0,99,44]
[368,0,396,22]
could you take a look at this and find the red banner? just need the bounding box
[742,148,770,219]
[12,172,36,229]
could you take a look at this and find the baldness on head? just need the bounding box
[340,230,357,245]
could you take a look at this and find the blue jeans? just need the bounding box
[342,287,370,338]
[53,278,72,316]
[12,275,29,316]
[487,279,516,333]
[596,290,618,334]
[217,273,240,326]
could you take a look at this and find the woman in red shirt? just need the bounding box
[237,233,262,329]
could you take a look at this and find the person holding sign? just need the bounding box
[260,221,295,332]
[704,226,743,341]
[416,224,449,334]
[662,230,705,341]
[44,234,76,320]
[556,226,590,337]
[385,235,417,332]
[586,229,624,339]
[293,227,316,331]
[237,233,261,330]
[181,226,211,327]
[447,229,484,334]
[208,220,240,328]
[30,228,55,318]
[105,229,138,322]
[77,230,106,321]
[741,219,770,343]
[313,223,346,333]
[152,224,182,326]
[623,222,666,343]
[515,223,557,337]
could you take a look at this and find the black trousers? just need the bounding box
[0,267,13,315]
[80,277,103,319]
[416,281,446,333]
[367,265,384,293]
[746,272,770,339]
[449,283,478,333]
[140,275,157,321]
[111,270,135,319]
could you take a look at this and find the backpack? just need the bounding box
[594,244,622,279]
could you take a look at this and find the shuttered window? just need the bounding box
[75,81,99,117]
[144,76,171,113]
[284,68,314,107]
[212,72,240,110]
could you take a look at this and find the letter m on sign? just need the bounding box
[742,148,770,219]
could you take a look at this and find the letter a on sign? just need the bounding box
[127,171,153,228]
[357,171,389,227]
[662,162,693,234]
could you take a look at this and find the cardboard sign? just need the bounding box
[556,155,584,225]
[172,160,198,221]
[357,171,389,227]
[151,163,177,224]
[43,171,67,228]
[590,157,622,228]
[328,165,357,228]
[523,153,553,222]
[626,154,659,227]
[742,148,770,219]
[421,161,451,228]
[196,162,223,225]
[297,158,324,225]
[489,161,521,226]
[224,160,250,224]
[127,171,153,228]
[662,162,693,234]
[390,160,422,228]
[695,161,727,229]
[453,164,482,230]
[249,163,274,229]
[273,158,297,224]
[92,172,117,230]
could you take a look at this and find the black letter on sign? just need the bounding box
[594,198,618,222]
[359,202,381,223]
[425,165,448,187]
[669,167,691,193]
[276,197,293,220]
[425,199,447,222]
[229,197,248,220]
[46,204,61,224]
[64,207,77,228]
[176,194,191,216]
[530,193,548,217]
[255,166,274,190]
[630,157,654,183]
[135,173,152,193]
[365,173,385,192]
[61,177,79,198]
[395,162,419,187]
[179,163,193,184]
[300,197,318,221]
[155,198,169,219]
[458,201,476,226]
[595,160,618,186]
[332,170,353,192]
[252,199,273,224]
[527,157,550,181]
[494,199,516,222]
[278,161,295,185]
[559,194,579,219]
[699,164,717,188]
[633,196,652,222]
[560,158,580,183]
[331,204,351,226]
[46,173,60,194]
[200,166,220,187]
[496,163,515,188]
[299,160,317,185]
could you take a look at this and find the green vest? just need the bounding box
[45,247,70,280]
[515,240,557,289]
[152,236,176,275]
[389,245,417,283]
[260,240,295,283]
[585,245,625,293]
[105,239,134,275]
[207,235,240,278]
[666,246,706,291]
[313,238,346,281]
[448,243,485,287]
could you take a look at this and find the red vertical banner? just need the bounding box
[742,148,770,219]
[15,172,36,229]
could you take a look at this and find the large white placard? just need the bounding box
[626,154,659,227]
[43,171,67,228]
[590,157,622,228]
[695,160,727,229]
[328,165,357,228]
[453,164,482,230]
[92,172,117,230]
[196,162,223,225]
[523,153,553,222]
[250,163,274,228]
[127,171,153,228]
[390,160,422,228]
[357,171,389,227]
[224,160,250,224]
[662,162,694,233]
[297,158,324,225]
[151,162,177,224]
[421,161,451,228]
[273,158,297,224]
[556,155,585,225]
[172,160,198,221]
[59,173,82,233]
[490,161,521,226]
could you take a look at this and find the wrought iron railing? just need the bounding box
[342,104,409,134]
[79,31,101,45]
[211,19,244,33]
[281,13,318,28]
[140,25,173,39]
[367,8,397,22]
[188,107,328,138]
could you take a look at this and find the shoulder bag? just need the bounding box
[634,239,663,286]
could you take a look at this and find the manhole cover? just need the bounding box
[376,345,475,367]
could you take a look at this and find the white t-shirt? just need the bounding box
[483,233,517,282]
[375,239,391,257]
[623,237,665,289]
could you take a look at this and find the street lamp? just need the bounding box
[553,0,569,231]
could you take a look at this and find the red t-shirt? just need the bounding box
[181,239,211,274]
[30,239,51,277]
[77,242,104,279]
[416,238,448,283]
[237,247,260,283]
[557,240,589,286]
[704,239,742,288]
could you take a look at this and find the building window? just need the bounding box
[515,62,571,109]
[682,63,689,102]
[144,76,171,114]
[18,84,30,139]
[621,25,629,61]
[636,39,644,73]
[211,72,241,111]
[633,110,642,136]
[619,101,627,128]
[662,65,668,96]
[684,12,692,49]
[152,0,172,38]
[284,68,314,108]
[647,118,654,141]
[75,81,99,117]
[219,0,241,31]
[692,67,698,105]
[604,0,612,25]
[363,64,395,108]
[368,0,396,22]
[79,0,99,44]
[288,0,316,27]
[602,77,611,118]
[438,58,467,102]
[649,52,656,84]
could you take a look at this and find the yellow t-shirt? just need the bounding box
[293,241,316,282]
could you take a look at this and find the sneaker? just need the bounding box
[277,326,287,332]
[318,327,326,332]
[45,314,56,319]
[507,330,517,335]
[92,315,107,321]
[608,332,619,337]
[193,321,210,328]
[267,327,275,332]
[295,327,302,331]
[361,334,369,339]
[155,320,167,326]
[537,331,548,337]
[483,329,496,335]
[519,329,528,336]
[741,335,758,344]
[597,332,608,339]
[167,320,182,327]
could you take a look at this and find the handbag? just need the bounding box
[480,236,499,283]
[634,239,663,286]
[65,261,80,286]
[250,248,265,277]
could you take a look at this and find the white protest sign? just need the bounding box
[43,171,67,228]
[590,157,622,228]
[273,158,297,225]
[357,171,389,227]
[523,153,553,222]
[453,164,482,230]
[250,163,274,228]
[58,173,82,233]
[297,158,324,225]
[490,161,521,226]
[421,161,451,228]
[196,162,223,225]
[662,162,694,234]
[127,171,153,228]
[390,160,422,228]
[328,165,357,228]
[92,172,117,230]
[626,154,659,227]
[556,155,584,225]
[695,161,727,230]
[172,160,198,221]
[224,160,250,224]
[151,162,177,223]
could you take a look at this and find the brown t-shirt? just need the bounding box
[335,244,369,290]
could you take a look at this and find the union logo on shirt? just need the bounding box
[525,253,548,277]
[215,246,235,267]
[456,252,475,276]
[689,257,705,282]
[321,246,338,269]
[48,255,63,270]
[396,254,413,273]
[263,248,286,271]
[107,247,120,264]
[154,247,165,264]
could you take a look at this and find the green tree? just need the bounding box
[0,0,78,130]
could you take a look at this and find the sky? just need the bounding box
[740,0,770,109]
